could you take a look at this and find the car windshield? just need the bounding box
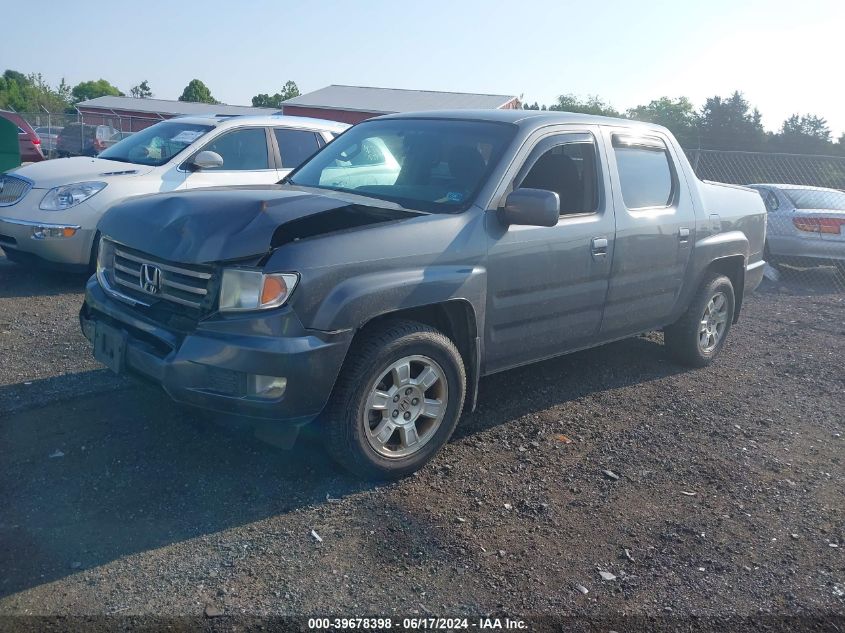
[783,188,845,211]
[287,118,516,212]
[98,121,214,166]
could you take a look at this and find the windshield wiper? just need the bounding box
[99,156,132,164]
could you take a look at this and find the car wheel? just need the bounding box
[322,320,466,479]
[763,241,781,270]
[664,273,735,368]
[88,232,101,274]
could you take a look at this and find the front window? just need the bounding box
[98,120,214,167]
[782,188,845,211]
[288,119,516,212]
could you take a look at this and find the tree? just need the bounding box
[179,79,217,104]
[0,70,73,113]
[772,114,832,154]
[698,91,765,151]
[251,80,300,108]
[548,93,620,117]
[130,80,153,99]
[71,79,123,103]
[627,96,699,148]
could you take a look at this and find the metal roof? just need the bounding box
[76,96,281,117]
[282,85,518,114]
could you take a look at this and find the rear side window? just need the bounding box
[613,135,674,209]
[274,128,321,168]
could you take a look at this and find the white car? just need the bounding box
[0,114,348,270]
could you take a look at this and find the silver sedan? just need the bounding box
[749,184,845,276]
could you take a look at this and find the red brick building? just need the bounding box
[281,85,521,124]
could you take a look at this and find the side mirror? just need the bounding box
[190,150,224,171]
[498,188,560,227]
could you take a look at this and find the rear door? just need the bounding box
[598,129,697,338]
[484,129,615,372]
[182,126,278,187]
[271,127,324,178]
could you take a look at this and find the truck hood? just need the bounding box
[12,157,155,189]
[97,185,423,264]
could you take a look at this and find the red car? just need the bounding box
[0,110,45,163]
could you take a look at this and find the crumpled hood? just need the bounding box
[12,157,155,189]
[97,185,417,264]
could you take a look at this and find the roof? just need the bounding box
[377,108,665,131]
[282,85,518,114]
[169,113,348,132]
[76,96,281,117]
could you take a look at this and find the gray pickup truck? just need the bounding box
[81,110,766,478]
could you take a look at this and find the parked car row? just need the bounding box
[0,114,347,269]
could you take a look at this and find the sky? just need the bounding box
[2,0,843,136]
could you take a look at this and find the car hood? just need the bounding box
[11,157,155,189]
[97,185,424,264]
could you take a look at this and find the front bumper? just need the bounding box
[80,276,353,422]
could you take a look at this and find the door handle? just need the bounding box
[678,227,690,243]
[591,237,608,258]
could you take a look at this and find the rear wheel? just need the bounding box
[664,273,735,367]
[322,320,466,479]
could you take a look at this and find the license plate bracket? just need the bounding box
[94,323,126,375]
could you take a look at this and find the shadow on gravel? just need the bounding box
[0,254,89,299]
[757,265,844,297]
[0,369,129,416]
[457,334,684,439]
[0,333,684,599]
[0,385,376,598]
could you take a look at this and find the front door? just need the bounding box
[598,129,697,338]
[183,127,279,188]
[484,130,615,373]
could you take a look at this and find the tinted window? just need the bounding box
[783,188,845,211]
[201,128,269,171]
[289,119,515,213]
[519,141,598,214]
[275,128,321,168]
[613,138,674,208]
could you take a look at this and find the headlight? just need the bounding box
[96,238,116,289]
[219,269,298,312]
[40,181,106,211]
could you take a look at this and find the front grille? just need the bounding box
[0,175,32,207]
[110,243,214,311]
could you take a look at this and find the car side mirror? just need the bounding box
[499,188,560,227]
[190,150,224,171]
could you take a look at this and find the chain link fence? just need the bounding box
[685,148,845,295]
[17,111,156,159]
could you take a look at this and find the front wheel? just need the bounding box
[664,273,735,368]
[322,320,466,479]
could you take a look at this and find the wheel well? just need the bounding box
[357,301,480,410]
[706,255,745,322]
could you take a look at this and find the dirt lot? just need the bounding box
[0,251,843,630]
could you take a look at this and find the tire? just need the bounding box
[322,320,466,480]
[88,231,101,274]
[664,273,735,368]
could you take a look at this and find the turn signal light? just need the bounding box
[261,275,288,305]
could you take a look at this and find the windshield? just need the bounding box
[288,118,516,212]
[783,188,845,211]
[98,121,214,167]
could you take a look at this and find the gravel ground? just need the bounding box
[0,251,843,631]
